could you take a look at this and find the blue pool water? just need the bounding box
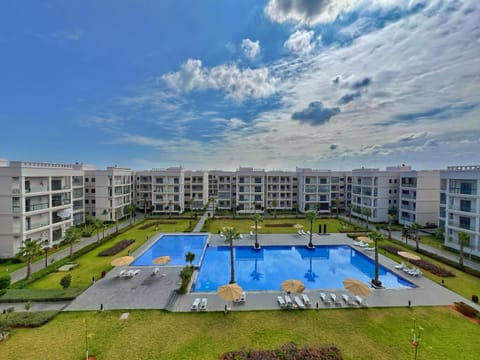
[131,234,208,266]
[192,245,414,292]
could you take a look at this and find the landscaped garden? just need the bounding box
[1,307,479,359]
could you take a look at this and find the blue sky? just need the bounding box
[1,0,479,171]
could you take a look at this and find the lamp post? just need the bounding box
[44,247,50,268]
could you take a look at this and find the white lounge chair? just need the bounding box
[277,296,287,308]
[354,295,365,306]
[294,296,306,309]
[191,298,201,311]
[284,295,293,307]
[342,294,352,305]
[297,230,303,236]
[301,294,312,307]
[395,262,405,270]
[239,234,243,239]
[320,292,329,303]
[234,291,246,303]
[301,230,307,236]
[199,298,208,311]
[151,267,159,276]
[364,246,375,251]
[219,232,225,238]
[131,269,140,276]
[330,293,341,305]
[249,231,254,238]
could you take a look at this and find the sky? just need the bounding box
[1,0,479,171]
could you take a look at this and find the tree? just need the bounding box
[362,207,372,230]
[114,208,122,233]
[305,210,316,248]
[101,209,110,238]
[387,207,396,240]
[252,213,263,249]
[435,227,445,241]
[347,203,353,224]
[271,199,278,218]
[92,218,103,242]
[168,200,174,218]
[185,251,195,266]
[64,226,82,259]
[209,198,216,218]
[126,204,136,225]
[369,231,383,287]
[224,227,241,284]
[189,197,195,218]
[334,198,340,219]
[17,239,42,280]
[232,198,237,218]
[458,231,470,268]
[409,223,422,251]
[293,201,298,218]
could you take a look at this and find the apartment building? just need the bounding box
[350,167,410,223]
[184,170,209,210]
[399,170,440,226]
[208,170,236,210]
[265,171,297,211]
[236,167,266,213]
[439,165,480,257]
[296,168,332,214]
[0,160,86,258]
[134,167,185,214]
[84,166,133,222]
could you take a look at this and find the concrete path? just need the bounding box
[9,213,143,283]
[192,207,210,233]
[338,214,480,271]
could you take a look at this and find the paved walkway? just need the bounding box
[65,232,478,313]
[192,207,210,232]
[339,215,480,271]
[9,213,143,284]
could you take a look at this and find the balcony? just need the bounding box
[25,186,49,193]
[26,202,50,212]
[26,220,50,231]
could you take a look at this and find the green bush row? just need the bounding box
[0,288,83,302]
[0,310,59,328]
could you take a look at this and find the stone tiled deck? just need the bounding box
[65,232,472,312]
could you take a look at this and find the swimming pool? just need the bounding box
[130,234,208,266]
[192,245,414,292]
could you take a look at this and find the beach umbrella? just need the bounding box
[357,236,373,244]
[217,283,243,301]
[111,256,134,267]
[293,224,304,229]
[397,251,421,261]
[281,279,305,293]
[250,225,262,229]
[343,278,371,297]
[153,255,171,265]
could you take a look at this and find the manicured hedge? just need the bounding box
[454,301,479,318]
[139,221,177,229]
[97,239,135,256]
[221,342,343,360]
[0,310,59,328]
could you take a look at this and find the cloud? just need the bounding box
[292,101,340,125]
[284,30,315,54]
[162,59,277,100]
[241,38,261,59]
[339,91,361,104]
[351,77,372,89]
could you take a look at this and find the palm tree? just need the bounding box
[189,197,195,218]
[126,204,136,225]
[64,226,82,259]
[232,198,236,218]
[362,207,372,230]
[224,227,241,284]
[293,201,298,218]
[101,208,110,238]
[114,208,122,233]
[271,199,278,218]
[305,210,316,248]
[347,203,353,224]
[92,218,103,242]
[409,222,422,250]
[17,239,42,280]
[252,213,263,249]
[369,231,383,287]
[168,200,173,218]
[334,198,340,218]
[185,251,195,266]
[458,231,470,268]
[387,214,394,240]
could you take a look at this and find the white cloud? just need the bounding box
[162,59,277,100]
[284,30,316,54]
[265,0,423,25]
[241,38,261,59]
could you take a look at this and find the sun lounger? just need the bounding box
[284,295,293,307]
[301,230,307,236]
[234,291,246,303]
[294,296,306,309]
[199,298,208,311]
[354,295,365,306]
[363,246,375,251]
[395,262,405,269]
[297,230,303,236]
[191,298,201,311]
[306,230,311,235]
[151,267,160,276]
[277,296,287,308]
[239,234,243,239]
[301,294,312,307]
[131,269,140,276]
[219,232,225,238]
[119,270,129,278]
[330,293,341,305]
[249,231,254,237]
[320,292,329,303]
[342,294,350,304]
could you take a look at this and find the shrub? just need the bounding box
[60,274,72,289]
[178,266,194,294]
[265,223,295,228]
[409,259,455,277]
[139,221,177,230]
[379,244,403,254]
[97,239,135,256]
[221,342,343,360]
[0,275,11,291]
[0,310,59,328]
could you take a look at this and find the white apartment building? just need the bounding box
[134,167,185,214]
[184,170,209,210]
[265,171,297,211]
[0,160,86,258]
[399,170,440,226]
[351,167,409,223]
[439,165,480,257]
[85,166,133,222]
[236,167,266,213]
[208,170,235,210]
[296,168,332,214]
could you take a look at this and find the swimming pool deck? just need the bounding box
[65,232,473,312]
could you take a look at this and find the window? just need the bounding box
[459,216,471,230]
[85,178,89,182]
[460,199,471,212]
[92,200,96,204]
[92,189,95,193]
[85,189,89,193]
[91,178,95,182]
[85,199,89,204]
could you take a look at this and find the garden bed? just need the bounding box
[97,239,135,257]
[139,221,177,229]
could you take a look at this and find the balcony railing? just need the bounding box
[449,221,475,231]
[26,220,49,231]
[26,203,49,212]
[25,186,49,193]
[52,199,71,207]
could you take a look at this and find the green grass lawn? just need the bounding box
[26,219,193,290]
[2,307,479,359]
[203,218,357,234]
